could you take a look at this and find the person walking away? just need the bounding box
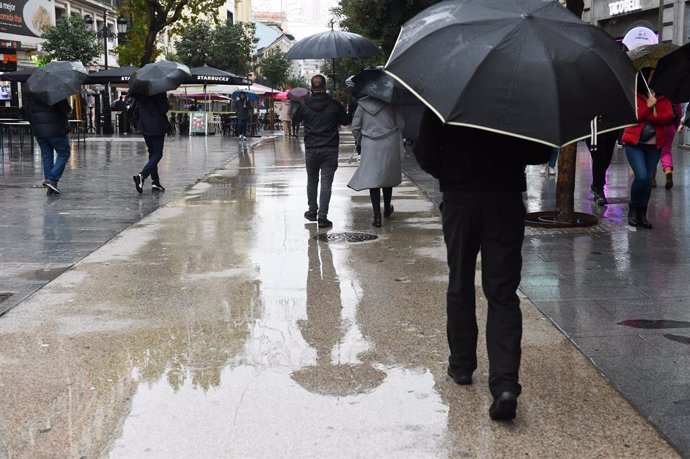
[132,92,170,194]
[585,128,622,206]
[657,102,682,189]
[348,95,404,227]
[293,74,349,229]
[538,147,558,175]
[290,100,301,137]
[620,67,673,229]
[414,108,551,421]
[279,99,292,138]
[27,95,72,195]
[236,92,252,141]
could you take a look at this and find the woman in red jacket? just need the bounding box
[620,67,674,229]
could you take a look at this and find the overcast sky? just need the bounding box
[252,0,340,40]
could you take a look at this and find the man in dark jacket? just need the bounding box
[132,92,170,193]
[235,92,252,141]
[27,96,71,195]
[414,108,551,421]
[292,74,349,228]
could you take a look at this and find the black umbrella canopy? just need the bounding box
[350,66,417,105]
[0,68,36,82]
[187,65,250,85]
[25,61,88,106]
[384,0,638,148]
[649,42,690,102]
[285,30,383,59]
[84,66,139,84]
[129,61,191,96]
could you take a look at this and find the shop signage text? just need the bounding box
[608,0,642,16]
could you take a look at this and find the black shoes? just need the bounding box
[447,366,472,385]
[317,218,332,229]
[591,188,607,206]
[42,180,60,194]
[628,207,638,227]
[638,207,652,229]
[489,391,518,421]
[133,174,144,194]
[384,205,394,218]
[372,215,382,227]
[152,183,165,192]
[304,210,317,222]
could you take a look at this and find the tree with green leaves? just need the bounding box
[259,49,291,90]
[175,22,213,68]
[40,15,101,65]
[117,0,227,66]
[208,22,257,76]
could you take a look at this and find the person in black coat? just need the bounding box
[132,92,169,193]
[26,95,71,195]
[414,108,551,421]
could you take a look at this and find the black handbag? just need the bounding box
[639,123,656,142]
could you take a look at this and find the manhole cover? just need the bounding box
[314,232,378,243]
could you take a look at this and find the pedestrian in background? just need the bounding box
[132,92,170,194]
[278,99,292,138]
[586,128,622,206]
[236,92,252,141]
[27,95,71,195]
[620,68,674,229]
[290,100,301,137]
[414,109,551,421]
[293,74,349,229]
[656,102,682,190]
[348,95,404,227]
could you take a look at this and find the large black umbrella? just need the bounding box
[187,65,249,85]
[649,42,690,102]
[384,0,638,148]
[129,61,191,96]
[0,68,36,82]
[84,66,139,84]
[285,28,383,91]
[349,66,417,105]
[25,61,88,106]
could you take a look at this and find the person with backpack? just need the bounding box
[132,92,170,193]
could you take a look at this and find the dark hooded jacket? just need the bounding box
[293,92,348,149]
[27,96,70,138]
[135,92,169,136]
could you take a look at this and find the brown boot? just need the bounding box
[651,174,657,188]
[665,171,673,190]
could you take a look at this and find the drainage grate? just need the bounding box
[314,232,378,243]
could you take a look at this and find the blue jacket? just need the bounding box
[27,97,70,138]
[135,93,170,136]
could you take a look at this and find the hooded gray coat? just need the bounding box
[348,97,404,191]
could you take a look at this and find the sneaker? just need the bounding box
[46,187,58,196]
[133,174,143,194]
[304,210,317,222]
[317,218,333,229]
[152,183,165,192]
[539,165,548,175]
[42,180,61,194]
[548,166,556,175]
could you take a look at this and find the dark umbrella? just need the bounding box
[84,66,139,84]
[285,27,383,91]
[0,68,36,82]
[25,61,88,106]
[287,87,310,101]
[187,65,250,85]
[129,61,191,96]
[384,0,638,148]
[349,66,417,105]
[648,43,690,102]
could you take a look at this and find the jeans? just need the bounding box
[237,118,248,137]
[625,143,660,208]
[442,190,525,398]
[548,148,558,168]
[305,148,339,219]
[141,134,165,184]
[37,136,71,183]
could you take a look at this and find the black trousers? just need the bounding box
[586,130,620,191]
[441,190,525,398]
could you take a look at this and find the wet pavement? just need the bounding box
[0,132,687,457]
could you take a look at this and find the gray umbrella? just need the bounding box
[25,61,88,106]
[285,30,382,60]
[349,66,417,105]
[129,61,191,96]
